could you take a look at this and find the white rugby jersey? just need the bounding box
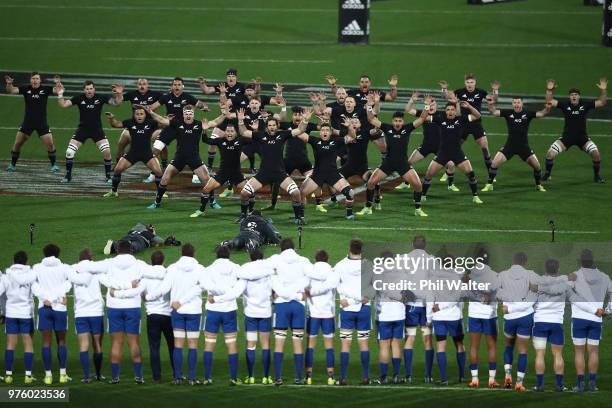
[570,267,612,323]
[307,262,339,319]
[205,258,244,313]
[95,254,146,309]
[4,264,36,319]
[428,269,464,322]
[115,265,171,316]
[32,256,72,312]
[236,259,274,318]
[467,264,499,319]
[335,256,370,312]
[68,260,105,318]
[145,256,207,315]
[534,275,572,324]
[269,249,311,305]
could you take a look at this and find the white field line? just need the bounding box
[0,4,600,15]
[305,225,599,235]
[0,36,601,48]
[105,57,332,64]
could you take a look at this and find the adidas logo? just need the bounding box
[342,0,365,10]
[341,20,365,36]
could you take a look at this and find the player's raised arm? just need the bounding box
[341,117,356,143]
[405,91,420,116]
[139,104,170,126]
[490,80,500,102]
[385,74,398,101]
[198,76,216,94]
[412,106,430,128]
[195,99,209,112]
[461,101,481,121]
[486,95,501,117]
[291,108,313,136]
[366,101,382,128]
[108,84,124,106]
[104,112,124,128]
[203,112,227,130]
[325,74,338,95]
[535,100,553,118]
[439,80,449,99]
[4,75,19,94]
[56,83,72,108]
[237,108,253,138]
[269,82,284,105]
[595,77,607,108]
[545,79,558,107]
[272,97,288,121]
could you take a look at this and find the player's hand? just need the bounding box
[197,76,207,85]
[4,75,14,84]
[109,288,116,297]
[388,74,398,87]
[419,108,429,119]
[567,272,577,282]
[373,90,381,103]
[251,76,263,85]
[318,91,326,101]
[171,301,181,310]
[104,112,114,119]
[303,287,311,299]
[131,279,139,288]
[490,80,501,91]
[546,79,557,91]
[502,305,509,314]
[341,117,351,128]
[274,82,283,94]
[276,96,286,107]
[595,308,605,317]
[432,304,440,313]
[366,92,375,106]
[141,290,147,300]
[309,92,318,104]
[459,100,469,108]
[218,82,227,94]
[483,294,491,305]
[207,294,215,304]
[410,91,420,101]
[340,299,349,308]
[0,315,5,325]
[361,296,369,304]
[62,297,67,305]
[438,80,448,90]
[302,107,313,121]
[486,95,495,104]
[251,119,260,130]
[324,75,337,86]
[111,84,124,94]
[596,77,608,90]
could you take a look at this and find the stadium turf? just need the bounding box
[0,0,611,406]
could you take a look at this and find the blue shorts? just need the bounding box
[107,307,141,334]
[273,301,305,330]
[468,317,498,336]
[405,305,427,327]
[171,311,202,332]
[75,316,104,335]
[339,305,371,331]
[307,317,335,336]
[377,320,404,340]
[504,313,534,338]
[245,316,272,333]
[532,322,564,345]
[433,320,464,339]
[571,318,602,344]
[37,308,68,332]
[204,310,238,334]
[5,317,34,335]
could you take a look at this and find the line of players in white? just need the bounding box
[1,237,611,392]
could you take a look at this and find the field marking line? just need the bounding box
[305,225,600,235]
[105,57,332,64]
[0,36,601,48]
[0,4,600,15]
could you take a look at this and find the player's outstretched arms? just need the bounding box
[461,101,481,121]
[237,108,253,138]
[104,112,124,128]
[292,108,313,136]
[412,107,430,128]
[269,82,284,105]
[385,74,398,101]
[273,97,287,121]
[325,74,338,95]
[56,84,72,108]
[490,80,500,102]
[486,95,501,117]
[4,75,19,94]
[405,91,420,116]
[595,77,608,108]
[545,79,558,107]
[536,102,552,118]
[198,76,216,95]
[108,84,124,106]
[137,105,170,126]
[365,102,382,128]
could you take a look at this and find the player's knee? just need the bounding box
[532,337,547,350]
[204,336,217,344]
[225,335,237,345]
[292,330,304,340]
[421,326,432,336]
[65,144,78,159]
[287,182,300,198]
[357,330,370,340]
[339,330,352,340]
[584,141,598,155]
[173,330,185,338]
[246,332,258,342]
[98,141,110,153]
[405,327,417,337]
[274,330,287,340]
[242,183,255,197]
[153,139,166,152]
[547,141,563,159]
[186,331,200,339]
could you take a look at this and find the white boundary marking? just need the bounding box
[305,225,599,235]
[0,36,601,48]
[105,57,332,64]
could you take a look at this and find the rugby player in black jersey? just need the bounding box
[145,77,208,185]
[102,107,163,197]
[141,104,226,209]
[405,93,458,192]
[56,80,124,183]
[543,78,607,183]
[325,73,398,107]
[190,123,249,219]
[116,78,162,168]
[441,74,492,175]
[297,118,357,220]
[236,108,311,225]
[5,72,61,172]
[358,105,429,217]
[421,96,484,204]
[482,89,551,192]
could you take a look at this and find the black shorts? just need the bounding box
[170,153,204,172]
[73,127,106,143]
[159,127,177,145]
[460,121,486,141]
[379,159,412,176]
[310,170,343,187]
[416,141,439,158]
[214,169,245,186]
[124,150,154,165]
[559,134,590,150]
[254,169,289,186]
[499,144,534,161]
[285,157,312,174]
[434,150,468,166]
[241,142,260,157]
[19,122,51,136]
[339,162,369,179]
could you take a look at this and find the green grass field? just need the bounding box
[0,0,611,406]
